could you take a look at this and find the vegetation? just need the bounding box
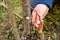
[0,0,60,40]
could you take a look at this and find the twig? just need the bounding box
[14,12,23,19]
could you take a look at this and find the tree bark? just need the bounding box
[21,0,32,39]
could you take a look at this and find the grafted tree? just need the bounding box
[21,0,31,38]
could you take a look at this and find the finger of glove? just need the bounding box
[32,10,37,23]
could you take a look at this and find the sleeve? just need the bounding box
[30,0,55,9]
[37,0,55,8]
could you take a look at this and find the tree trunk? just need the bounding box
[21,0,32,39]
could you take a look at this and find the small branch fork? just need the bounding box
[0,0,7,8]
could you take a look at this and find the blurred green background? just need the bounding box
[0,0,60,40]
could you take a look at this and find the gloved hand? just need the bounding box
[32,4,49,30]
